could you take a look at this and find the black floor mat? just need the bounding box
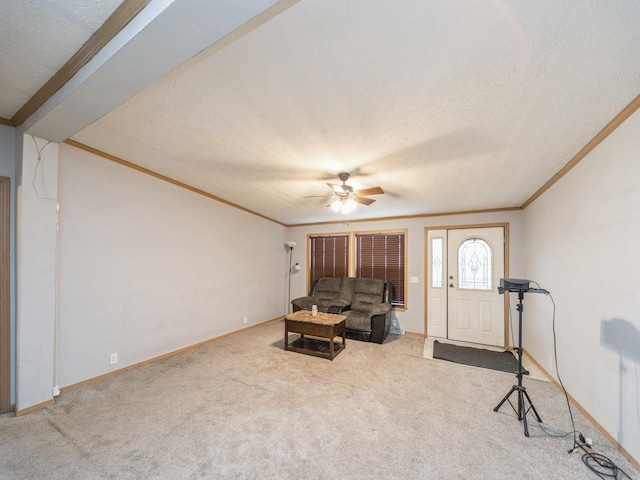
[433,341,528,375]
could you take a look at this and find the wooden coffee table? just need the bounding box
[284,310,346,360]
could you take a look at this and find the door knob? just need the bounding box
[449,283,454,288]
[449,275,453,279]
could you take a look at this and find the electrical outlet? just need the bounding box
[244,316,248,324]
[547,355,553,370]
[390,326,405,335]
[110,353,118,365]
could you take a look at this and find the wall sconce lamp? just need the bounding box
[289,262,301,273]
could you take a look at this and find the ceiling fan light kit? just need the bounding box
[330,197,357,214]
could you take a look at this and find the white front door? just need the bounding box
[427,226,505,347]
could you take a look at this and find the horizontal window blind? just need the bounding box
[355,232,405,306]
[309,235,349,284]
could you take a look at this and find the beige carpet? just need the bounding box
[1,320,637,479]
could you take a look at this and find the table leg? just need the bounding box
[285,322,289,349]
[329,332,334,360]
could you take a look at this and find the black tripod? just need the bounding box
[493,291,542,437]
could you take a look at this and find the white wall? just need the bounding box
[523,109,640,461]
[16,135,59,410]
[287,210,524,336]
[57,144,287,388]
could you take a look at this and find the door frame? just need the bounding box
[0,176,10,413]
[424,222,510,347]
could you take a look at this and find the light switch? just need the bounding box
[410,276,419,284]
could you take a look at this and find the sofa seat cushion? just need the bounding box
[345,310,372,333]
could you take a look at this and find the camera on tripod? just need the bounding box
[498,278,530,294]
[498,278,549,295]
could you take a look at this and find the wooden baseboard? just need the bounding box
[405,331,426,338]
[15,398,55,416]
[523,349,639,472]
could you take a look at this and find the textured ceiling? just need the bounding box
[6,1,640,225]
[0,0,124,119]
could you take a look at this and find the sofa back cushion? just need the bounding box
[313,277,343,311]
[351,278,385,313]
[338,277,356,304]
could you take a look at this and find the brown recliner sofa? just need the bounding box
[291,277,393,344]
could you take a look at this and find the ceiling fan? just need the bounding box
[323,172,384,214]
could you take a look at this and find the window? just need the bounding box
[355,232,406,307]
[431,237,444,288]
[309,235,349,284]
[458,237,492,290]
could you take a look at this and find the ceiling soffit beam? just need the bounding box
[24,0,292,142]
[11,0,151,128]
[0,118,14,128]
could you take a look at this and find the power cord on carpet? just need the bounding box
[531,282,635,480]
[529,420,634,479]
[576,436,634,479]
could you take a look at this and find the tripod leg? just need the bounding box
[517,386,524,420]
[520,389,530,437]
[494,385,518,412]
[522,388,542,423]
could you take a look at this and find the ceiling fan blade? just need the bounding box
[327,183,346,194]
[353,196,376,206]
[355,186,384,196]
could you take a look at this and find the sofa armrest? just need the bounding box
[369,304,392,344]
[370,303,392,316]
[291,296,315,311]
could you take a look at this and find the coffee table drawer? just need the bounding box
[289,321,328,336]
